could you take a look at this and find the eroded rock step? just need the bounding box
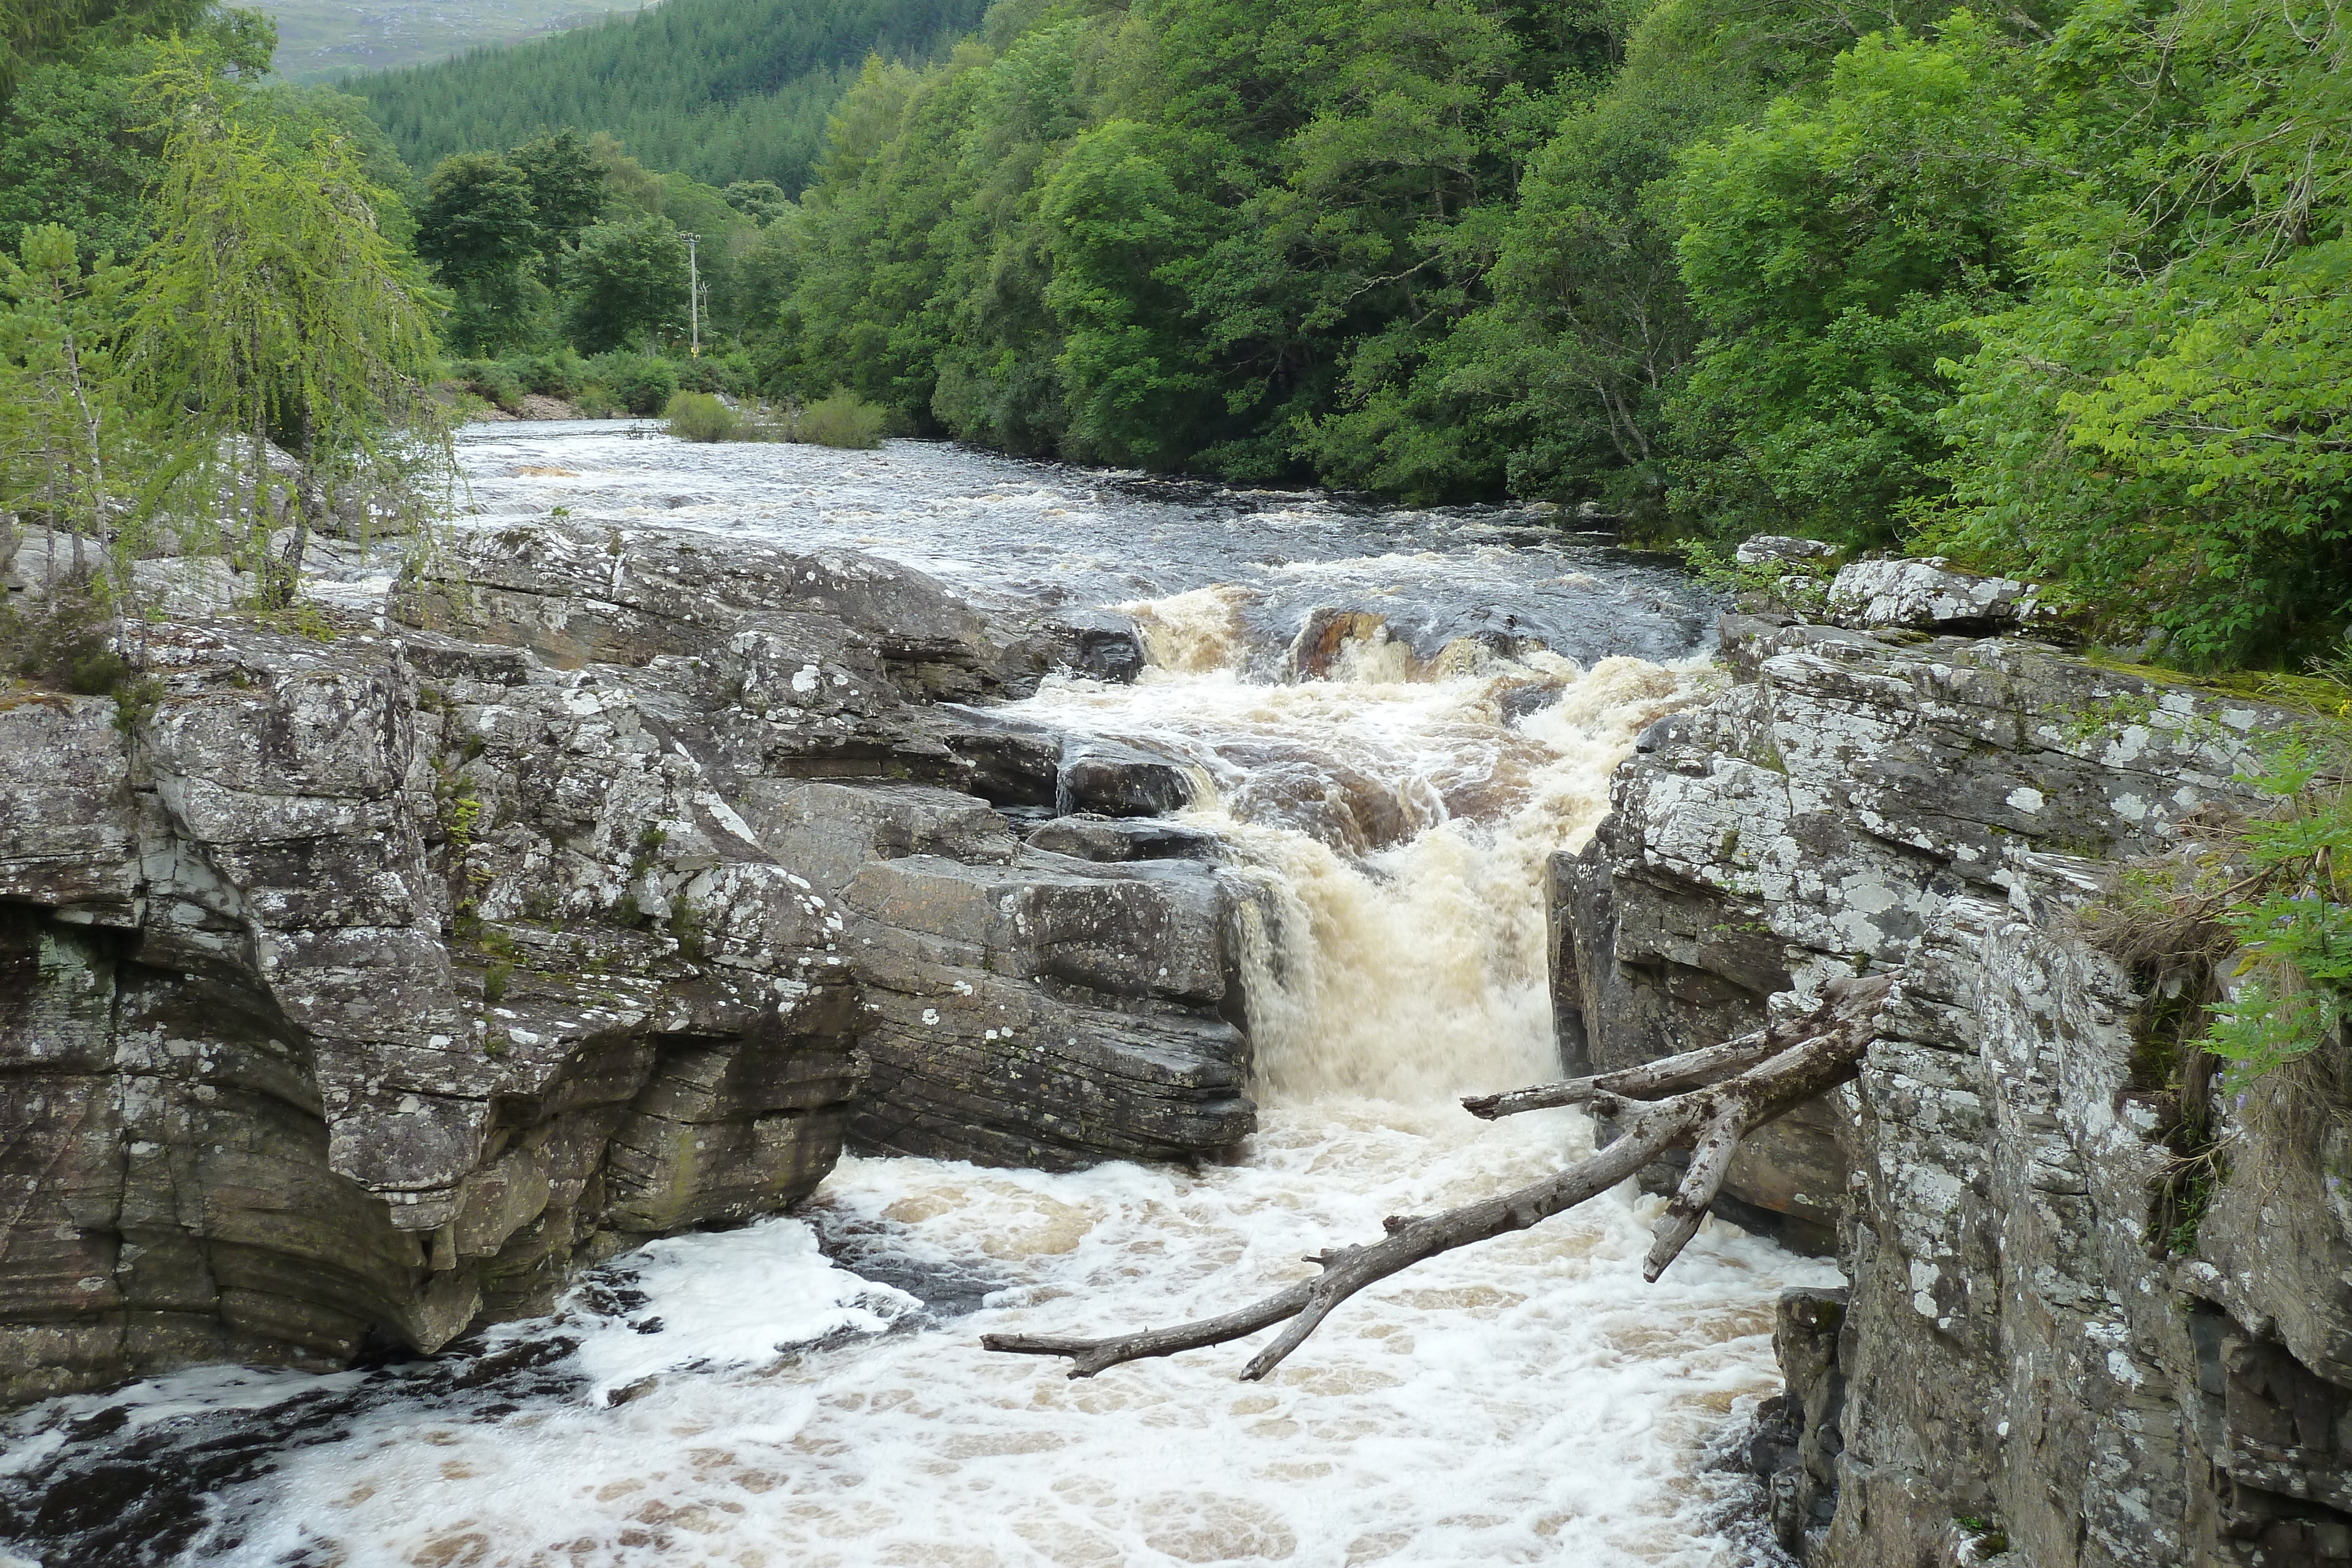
[0,521,1247,1400]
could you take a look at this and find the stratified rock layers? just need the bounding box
[0,524,1244,1400]
[1561,563,2352,1566]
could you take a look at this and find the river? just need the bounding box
[1,425,1832,1568]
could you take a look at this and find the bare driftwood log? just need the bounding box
[984,975,1893,1380]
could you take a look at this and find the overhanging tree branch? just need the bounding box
[984,975,1893,1381]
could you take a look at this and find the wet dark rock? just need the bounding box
[1027,814,1225,863]
[934,705,1064,808]
[1057,737,1197,818]
[1037,610,1147,684]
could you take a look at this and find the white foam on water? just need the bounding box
[1013,641,1700,1102]
[554,1220,922,1402]
[193,1108,1828,1568]
[155,604,1816,1568]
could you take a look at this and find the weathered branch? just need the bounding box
[1459,987,1896,1121]
[984,976,1893,1380]
[1460,1031,1783,1120]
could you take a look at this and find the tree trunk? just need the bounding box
[984,975,1893,1382]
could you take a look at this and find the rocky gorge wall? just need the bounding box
[1558,554,2352,1566]
[11,508,2351,1568]
[0,523,1253,1402]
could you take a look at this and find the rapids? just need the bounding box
[0,426,1833,1568]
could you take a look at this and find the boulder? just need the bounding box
[1736,535,1842,567]
[1821,557,2057,635]
[1057,737,1198,817]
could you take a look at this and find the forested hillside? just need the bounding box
[346,0,989,190]
[766,0,2351,667]
[260,0,647,84]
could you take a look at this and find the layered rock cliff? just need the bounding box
[1558,560,2350,1566]
[0,523,1252,1401]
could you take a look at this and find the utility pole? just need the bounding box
[684,232,700,358]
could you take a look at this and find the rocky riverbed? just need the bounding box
[4,426,2347,1567]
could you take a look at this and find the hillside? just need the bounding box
[343,0,988,192]
[259,0,647,83]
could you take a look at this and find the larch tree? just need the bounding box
[126,50,449,604]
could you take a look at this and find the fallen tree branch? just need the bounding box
[984,975,1893,1380]
[1458,995,1880,1121]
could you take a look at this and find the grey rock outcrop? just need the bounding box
[1821,556,2060,636]
[1559,584,2352,1564]
[0,522,1248,1401]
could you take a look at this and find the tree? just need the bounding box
[0,4,273,259]
[416,150,536,352]
[1930,0,2352,667]
[0,223,141,600]
[564,215,688,352]
[721,179,789,226]
[128,53,448,601]
[510,126,604,255]
[1664,25,2028,547]
[1040,119,1217,467]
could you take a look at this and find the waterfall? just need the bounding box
[0,427,1829,1568]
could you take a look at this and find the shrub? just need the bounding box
[664,390,740,443]
[793,389,887,450]
[673,352,754,396]
[2083,650,2352,1091]
[589,352,679,416]
[449,359,524,413]
[513,350,589,400]
[573,381,621,419]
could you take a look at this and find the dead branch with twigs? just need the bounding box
[983,974,1895,1382]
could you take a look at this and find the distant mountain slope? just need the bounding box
[344,0,988,191]
[261,0,647,84]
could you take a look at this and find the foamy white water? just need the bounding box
[187,1107,1819,1568]
[2,430,1825,1568]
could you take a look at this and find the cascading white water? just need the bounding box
[1,430,1829,1568]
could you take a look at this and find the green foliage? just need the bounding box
[417,150,537,352]
[1666,24,2026,546]
[565,215,688,352]
[2199,712,2352,1085]
[0,223,146,601]
[128,49,451,597]
[0,6,278,259]
[1923,0,2352,667]
[722,179,790,225]
[0,573,126,693]
[345,0,990,193]
[792,388,886,449]
[664,389,740,442]
[509,128,604,253]
[590,349,678,415]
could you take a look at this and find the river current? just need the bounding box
[1,425,1832,1567]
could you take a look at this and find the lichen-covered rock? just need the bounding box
[1822,557,2057,635]
[0,523,1252,1401]
[1737,536,1842,567]
[1563,596,2352,1564]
